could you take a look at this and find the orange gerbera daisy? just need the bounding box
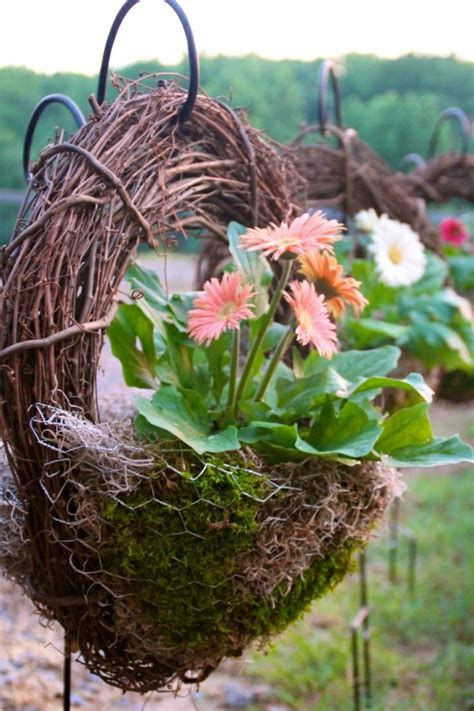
[240,211,344,260]
[188,272,254,345]
[298,251,368,318]
[284,280,338,358]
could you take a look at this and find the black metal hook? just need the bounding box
[96,0,199,125]
[428,107,470,160]
[398,153,427,172]
[317,60,343,135]
[23,94,86,183]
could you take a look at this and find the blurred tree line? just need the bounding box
[0,53,472,242]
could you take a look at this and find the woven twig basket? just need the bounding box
[291,125,441,253]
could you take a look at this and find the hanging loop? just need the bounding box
[96,0,199,124]
[23,94,86,183]
[317,59,343,135]
[428,107,470,160]
[398,153,427,172]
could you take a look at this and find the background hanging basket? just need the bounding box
[398,152,474,205]
[0,76,404,693]
[291,125,441,253]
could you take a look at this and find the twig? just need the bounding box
[0,302,119,360]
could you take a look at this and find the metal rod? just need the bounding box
[358,551,372,707]
[317,59,343,135]
[96,0,199,125]
[63,635,71,711]
[388,497,400,584]
[351,606,370,711]
[400,526,417,600]
[398,153,427,172]
[23,94,86,183]
[408,536,417,599]
[428,106,470,159]
[351,626,361,711]
[97,0,140,105]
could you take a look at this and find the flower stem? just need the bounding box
[226,328,240,420]
[254,326,294,402]
[234,259,293,414]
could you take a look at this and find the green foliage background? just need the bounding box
[0,53,473,243]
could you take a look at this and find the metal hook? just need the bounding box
[23,94,86,183]
[96,0,199,125]
[398,153,427,172]
[428,107,470,160]
[317,59,343,135]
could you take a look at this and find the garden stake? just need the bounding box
[387,498,418,599]
[400,526,417,600]
[350,551,372,710]
[388,496,401,583]
[63,634,71,711]
[359,550,372,707]
[351,606,370,711]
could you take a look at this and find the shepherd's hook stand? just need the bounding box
[63,634,72,711]
[388,496,417,599]
[351,550,372,711]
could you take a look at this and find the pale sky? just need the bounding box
[1,0,473,75]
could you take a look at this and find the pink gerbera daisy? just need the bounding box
[240,211,344,260]
[439,217,468,246]
[188,272,254,345]
[284,280,338,358]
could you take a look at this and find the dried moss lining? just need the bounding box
[2,410,400,691]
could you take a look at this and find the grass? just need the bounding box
[240,466,474,711]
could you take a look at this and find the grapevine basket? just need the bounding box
[0,46,402,697]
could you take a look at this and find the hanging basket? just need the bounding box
[291,60,441,253]
[0,61,399,697]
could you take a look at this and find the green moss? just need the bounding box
[102,447,355,657]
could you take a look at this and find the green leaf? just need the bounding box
[344,317,409,348]
[237,421,305,462]
[383,436,473,468]
[127,263,168,310]
[376,403,432,453]
[136,386,240,454]
[350,372,433,403]
[238,400,273,422]
[401,319,472,371]
[329,346,401,380]
[238,421,299,448]
[276,369,350,415]
[167,292,199,329]
[227,221,270,316]
[448,254,474,292]
[301,400,382,458]
[205,332,232,404]
[350,259,399,309]
[410,251,448,294]
[159,322,195,389]
[107,304,157,388]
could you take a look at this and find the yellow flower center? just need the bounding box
[218,302,237,320]
[388,244,404,265]
[298,310,313,333]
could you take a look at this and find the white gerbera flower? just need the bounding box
[369,219,426,287]
[354,208,382,233]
